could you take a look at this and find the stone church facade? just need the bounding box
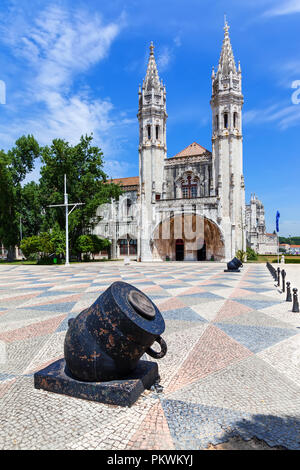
[245,194,277,255]
[94,22,274,261]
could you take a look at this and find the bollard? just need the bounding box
[281,269,286,293]
[292,288,300,313]
[286,282,292,302]
[277,267,280,287]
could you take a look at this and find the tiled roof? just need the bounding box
[109,176,139,186]
[170,142,210,159]
[290,245,300,248]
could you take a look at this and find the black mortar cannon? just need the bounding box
[64,281,167,382]
[35,281,167,406]
[225,257,243,272]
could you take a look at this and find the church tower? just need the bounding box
[210,20,246,259]
[137,42,167,261]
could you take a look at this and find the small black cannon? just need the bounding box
[34,282,167,406]
[65,281,167,381]
[224,257,243,272]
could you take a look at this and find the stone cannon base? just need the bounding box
[34,358,159,407]
[224,269,241,273]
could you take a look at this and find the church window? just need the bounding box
[155,194,161,200]
[120,239,128,255]
[156,125,159,140]
[191,186,197,198]
[215,115,219,131]
[181,175,198,199]
[126,198,132,217]
[233,112,238,128]
[129,239,137,255]
[182,186,189,198]
[224,112,228,129]
[147,125,151,140]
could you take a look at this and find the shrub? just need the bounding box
[75,234,111,260]
[246,247,258,261]
[236,250,246,262]
[20,236,41,258]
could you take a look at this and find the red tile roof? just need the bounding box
[109,176,139,186]
[170,142,210,159]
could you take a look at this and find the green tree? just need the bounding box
[19,182,43,238]
[75,235,94,260]
[50,224,66,256]
[0,136,40,259]
[90,234,111,259]
[39,135,122,252]
[20,235,41,258]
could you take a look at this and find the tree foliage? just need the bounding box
[20,226,66,259]
[0,134,121,261]
[39,135,122,251]
[279,236,300,245]
[246,247,258,260]
[0,136,40,258]
[75,234,111,260]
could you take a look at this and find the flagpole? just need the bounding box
[276,210,280,265]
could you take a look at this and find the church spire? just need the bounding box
[143,42,161,91]
[217,19,237,76]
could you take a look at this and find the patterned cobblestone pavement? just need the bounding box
[0,262,299,450]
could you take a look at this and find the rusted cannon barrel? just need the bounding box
[64,281,167,382]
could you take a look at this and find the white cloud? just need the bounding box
[157,46,172,72]
[264,0,300,16]
[0,3,135,163]
[104,159,137,179]
[243,99,300,129]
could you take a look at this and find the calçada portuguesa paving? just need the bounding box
[0,261,299,450]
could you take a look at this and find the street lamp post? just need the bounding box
[48,175,85,266]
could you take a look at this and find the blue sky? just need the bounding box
[0,0,299,236]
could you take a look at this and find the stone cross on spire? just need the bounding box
[144,41,161,91]
[217,18,237,76]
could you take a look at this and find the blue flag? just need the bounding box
[276,211,280,233]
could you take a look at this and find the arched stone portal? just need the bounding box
[152,214,224,261]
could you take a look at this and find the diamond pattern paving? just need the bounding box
[0,261,299,450]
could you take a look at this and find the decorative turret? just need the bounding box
[137,42,168,261]
[217,20,237,75]
[210,20,246,259]
[144,42,161,91]
[138,42,167,150]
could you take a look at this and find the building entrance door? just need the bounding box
[175,239,184,261]
[197,242,206,261]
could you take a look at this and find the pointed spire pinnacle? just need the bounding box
[144,41,161,91]
[218,18,237,76]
